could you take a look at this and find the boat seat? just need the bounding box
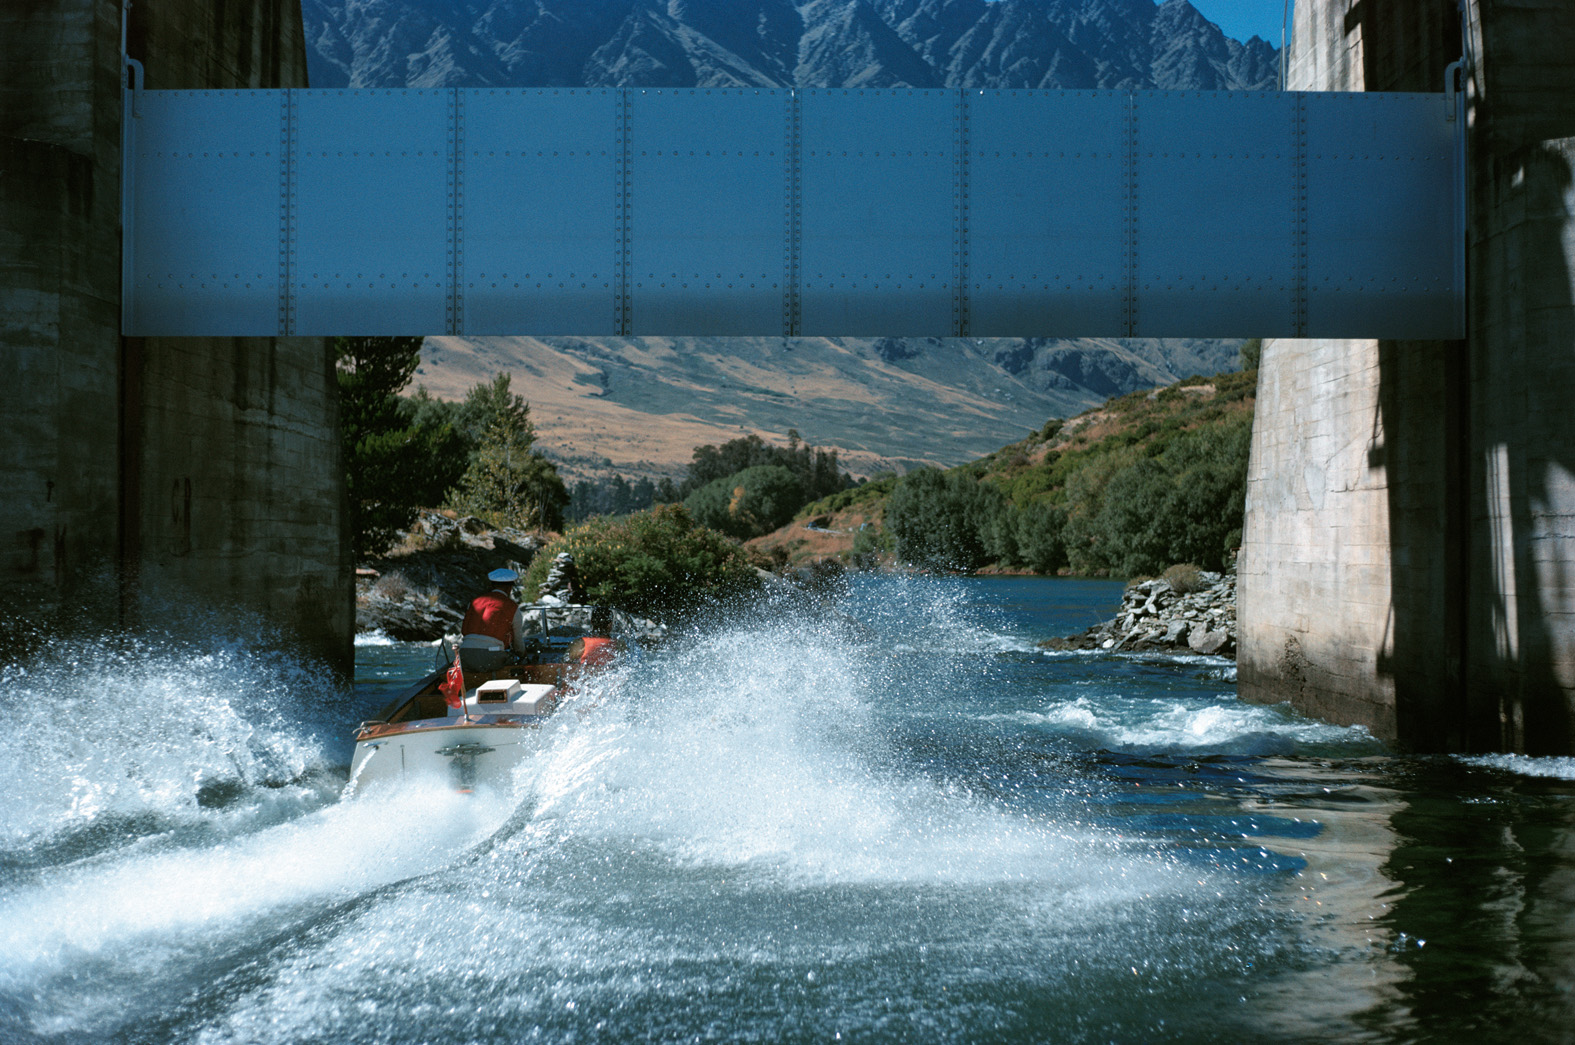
[458,633,508,672]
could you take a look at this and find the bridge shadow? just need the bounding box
[1364,5,1575,752]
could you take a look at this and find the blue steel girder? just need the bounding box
[121,86,1465,339]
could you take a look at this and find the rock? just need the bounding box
[538,551,585,602]
[358,593,462,641]
[1044,569,1237,659]
[1188,627,1230,655]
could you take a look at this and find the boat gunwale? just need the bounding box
[355,714,547,742]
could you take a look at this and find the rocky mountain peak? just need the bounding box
[302,0,1279,91]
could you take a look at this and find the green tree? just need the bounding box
[447,380,568,531]
[681,431,850,504]
[524,504,762,621]
[337,336,446,558]
[884,468,1000,572]
[684,465,804,539]
[1090,457,1173,576]
[1014,500,1068,574]
[1239,338,1263,370]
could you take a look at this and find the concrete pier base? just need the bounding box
[0,1,351,669]
[1239,0,1575,752]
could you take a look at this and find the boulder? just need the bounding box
[1045,569,1237,658]
[1188,627,1230,656]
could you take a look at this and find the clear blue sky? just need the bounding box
[1187,0,1292,45]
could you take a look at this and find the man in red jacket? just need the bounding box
[458,567,520,671]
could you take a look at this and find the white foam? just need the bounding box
[353,630,398,647]
[0,644,326,850]
[0,783,510,978]
[512,618,1192,896]
[1014,694,1376,752]
[1459,754,1575,781]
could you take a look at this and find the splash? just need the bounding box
[0,585,1324,1045]
[1013,694,1381,755]
[0,783,513,1040]
[0,638,335,859]
[1459,754,1575,780]
[513,612,1194,898]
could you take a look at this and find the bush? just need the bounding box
[884,468,1002,572]
[798,474,898,518]
[1162,563,1207,594]
[851,522,894,570]
[684,465,804,540]
[523,504,762,622]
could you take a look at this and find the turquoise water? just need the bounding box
[2,575,1573,1042]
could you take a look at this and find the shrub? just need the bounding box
[684,465,804,540]
[523,504,762,622]
[884,468,1002,572]
[798,474,898,518]
[1162,563,1207,594]
[370,570,412,602]
[851,522,894,570]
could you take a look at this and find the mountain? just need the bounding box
[302,0,1268,481]
[301,0,1279,91]
[411,335,1243,481]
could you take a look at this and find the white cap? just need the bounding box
[488,568,519,583]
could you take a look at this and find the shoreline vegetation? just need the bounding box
[352,341,1256,659]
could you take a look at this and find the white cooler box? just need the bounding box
[454,679,557,716]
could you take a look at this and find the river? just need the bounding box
[2,575,1573,1043]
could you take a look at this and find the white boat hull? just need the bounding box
[348,718,541,795]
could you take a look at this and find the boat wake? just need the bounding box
[517,613,1193,895]
[0,599,1315,1044]
[0,639,339,864]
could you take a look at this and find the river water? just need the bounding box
[2,575,1573,1044]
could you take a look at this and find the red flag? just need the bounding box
[439,658,465,709]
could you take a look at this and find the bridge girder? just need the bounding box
[122,86,1464,339]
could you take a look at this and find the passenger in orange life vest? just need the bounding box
[458,567,521,671]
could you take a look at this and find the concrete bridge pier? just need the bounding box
[1239,0,1575,752]
[0,1,352,670]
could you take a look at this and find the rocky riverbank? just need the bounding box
[356,510,546,640]
[356,510,673,643]
[1040,570,1237,658]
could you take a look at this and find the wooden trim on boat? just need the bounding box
[355,717,539,742]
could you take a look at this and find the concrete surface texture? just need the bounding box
[0,0,351,669]
[1240,0,1575,752]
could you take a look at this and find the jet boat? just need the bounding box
[346,603,622,795]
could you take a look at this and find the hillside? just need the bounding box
[416,335,1243,482]
[750,361,1258,574]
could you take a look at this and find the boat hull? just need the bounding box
[348,717,542,794]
